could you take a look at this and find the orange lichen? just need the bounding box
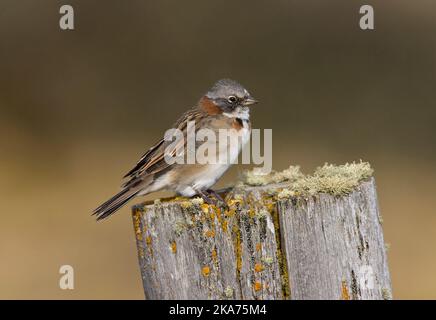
[145,236,153,256]
[255,243,262,252]
[227,198,242,207]
[137,247,145,259]
[254,281,262,292]
[232,224,242,273]
[254,263,264,273]
[341,280,350,300]
[201,204,210,214]
[171,241,177,254]
[211,249,217,261]
[271,204,291,299]
[205,230,215,238]
[266,202,275,212]
[222,220,228,233]
[225,209,236,218]
[248,208,256,218]
[133,210,143,241]
[215,207,222,223]
[202,266,210,277]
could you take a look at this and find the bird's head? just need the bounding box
[199,79,258,119]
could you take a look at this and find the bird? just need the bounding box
[93,79,258,220]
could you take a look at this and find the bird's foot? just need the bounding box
[206,189,228,210]
[195,189,214,205]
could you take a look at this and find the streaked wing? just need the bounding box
[121,108,205,187]
[123,139,165,178]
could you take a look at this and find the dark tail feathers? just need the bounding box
[93,188,140,221]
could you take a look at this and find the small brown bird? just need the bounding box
[93,79,257,220]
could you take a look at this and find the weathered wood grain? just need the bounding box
[132,177,392,300]
[278,178,391,300]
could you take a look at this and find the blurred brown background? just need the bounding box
[0,0,435,299]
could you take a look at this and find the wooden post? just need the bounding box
[132,165,392,300]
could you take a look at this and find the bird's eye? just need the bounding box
[228,96,237,103]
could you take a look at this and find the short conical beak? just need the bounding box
[243,96,258,106]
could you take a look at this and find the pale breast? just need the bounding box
[148,115,251,197]
[194,118,250,189]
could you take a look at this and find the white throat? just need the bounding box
[223,106,250,120]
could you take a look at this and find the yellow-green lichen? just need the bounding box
[277,189,296,200]
[255,208,269,219]
[261,256,274,265]
[191,197,204,206]
[224,286,234,298]
[243,161,374,197]
[297,161,374,196]
[381,288,392,300]
[242,165,304,186]
[180,201,193,209]
[233,194,244,201]
[179,197,205,209]
[385,243,391,251]
[173,219,188,236]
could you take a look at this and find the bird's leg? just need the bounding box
[206,189,228,210]
[195,189,214,205]
[207,189,225,203]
